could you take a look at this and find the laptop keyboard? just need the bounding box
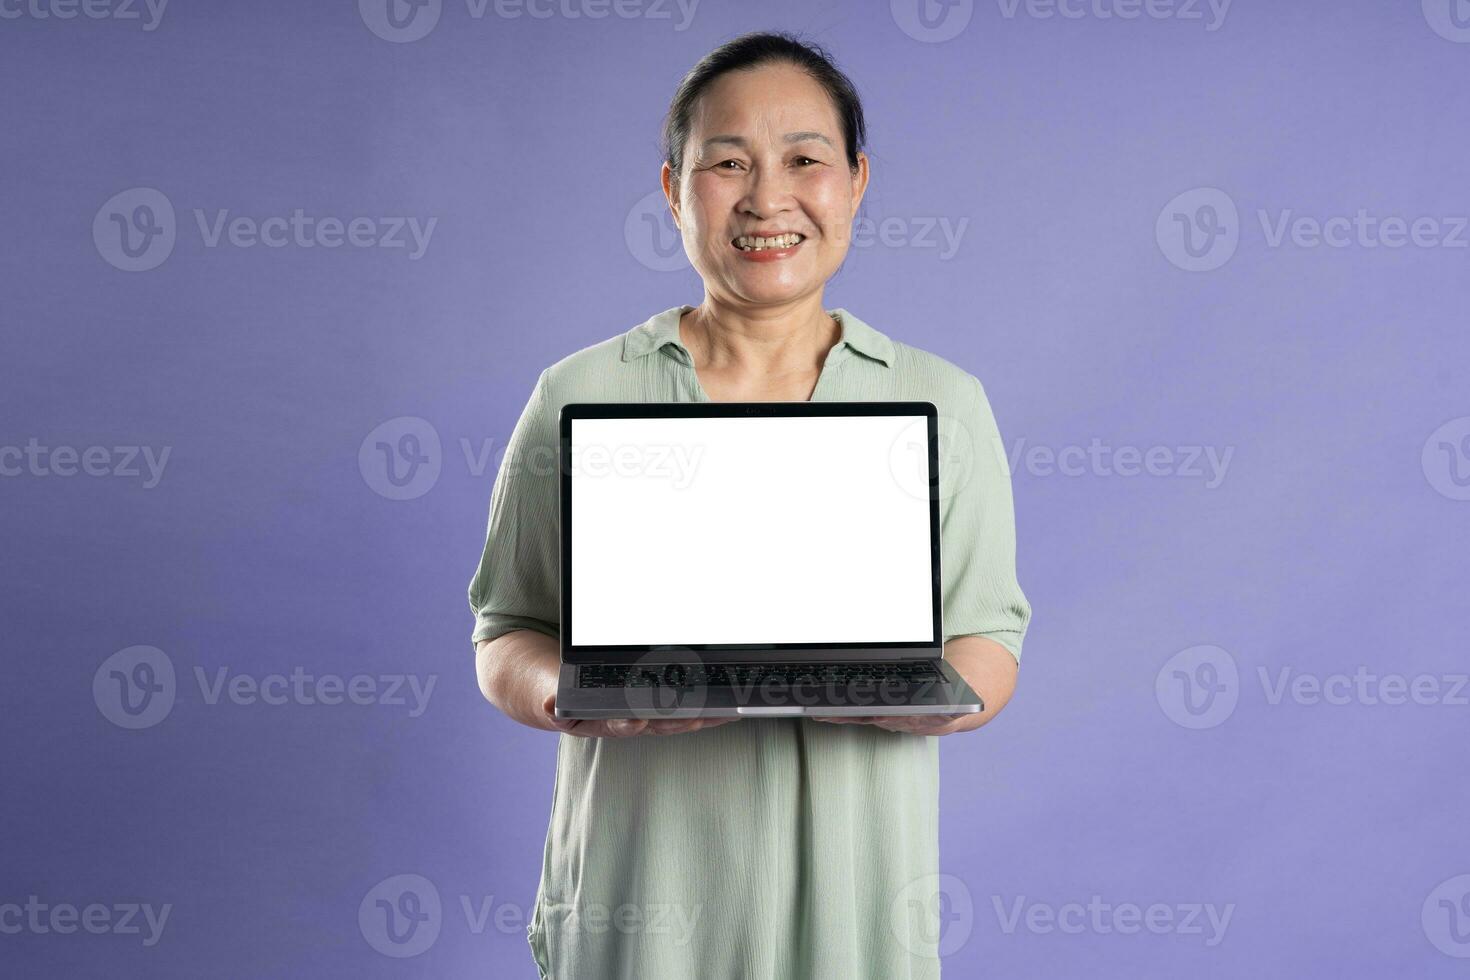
[577,661,942,690]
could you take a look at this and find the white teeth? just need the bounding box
[735,233,803,251]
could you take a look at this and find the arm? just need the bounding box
[470,372,739,740]
[476,630,563,733]
[811,634,1018,736]
[817,373,1032,737]
[937,634,1019,731]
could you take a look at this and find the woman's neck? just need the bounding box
[679,299,840,378]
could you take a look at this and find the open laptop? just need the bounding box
[554,401,983,720]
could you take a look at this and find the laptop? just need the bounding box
[553,401,984,720]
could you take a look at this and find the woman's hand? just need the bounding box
[479,631,741,738]
[811,713,971,735]
[540,692,742,739]
[811,636,1021,737]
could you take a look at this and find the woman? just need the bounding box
[469,31,1031,979]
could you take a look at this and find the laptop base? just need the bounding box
[554,658,983,720]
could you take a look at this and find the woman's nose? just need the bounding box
[738,162,796,218]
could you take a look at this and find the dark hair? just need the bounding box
[662,31,867,190]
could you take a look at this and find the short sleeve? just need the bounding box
[940,374,1032,662]
[467,369,562,647]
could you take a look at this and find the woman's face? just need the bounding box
[663,62,868,310]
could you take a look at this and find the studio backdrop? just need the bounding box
[2,0,1467,977]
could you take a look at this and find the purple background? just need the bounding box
[4,0,1469,976]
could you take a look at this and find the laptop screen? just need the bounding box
[568,411,937,647]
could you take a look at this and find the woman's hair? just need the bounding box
[662,31,867,192]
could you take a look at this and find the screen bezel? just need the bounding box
[559,401,943,664]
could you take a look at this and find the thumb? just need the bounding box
[542,693,576,732]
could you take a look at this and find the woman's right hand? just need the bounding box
[539,692,742,738]
[478,631,741,737]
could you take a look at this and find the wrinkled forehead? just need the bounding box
[686,64,843,153]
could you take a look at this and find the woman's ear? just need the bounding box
[850,151,870,214]
[660,162,681,229]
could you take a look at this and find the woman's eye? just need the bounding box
[710,158,819,170]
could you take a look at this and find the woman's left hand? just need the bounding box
[810,635,1021,737]
[810,714,971,735]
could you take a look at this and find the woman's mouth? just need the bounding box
[731,232,805,260]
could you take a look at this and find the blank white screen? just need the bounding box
[570,414,935,646]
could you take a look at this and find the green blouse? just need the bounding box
[469,305,1031,979]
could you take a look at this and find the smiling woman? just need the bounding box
[659,37,871,403]
[468,30,1031,980]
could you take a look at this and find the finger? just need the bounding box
[545,713,584,735]
[645,716,741,736]
[542,694,578,733]
[647,719,701,735]
[691,717,743,733]
[867,717,910,731]
[606,719,648,737]
[894,716,948,729]
[875,717,961,735]
[662,716,744,734]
